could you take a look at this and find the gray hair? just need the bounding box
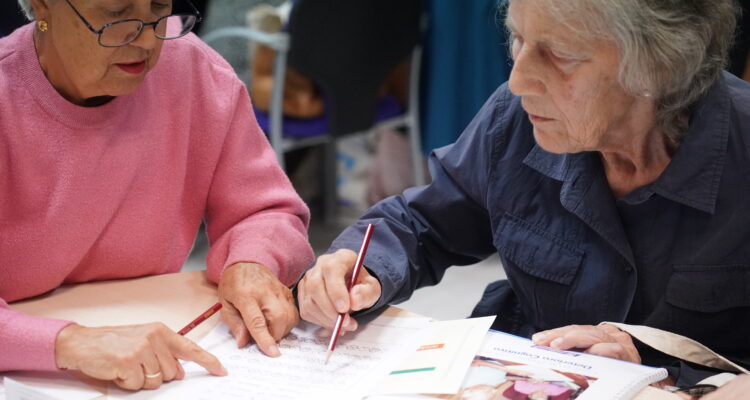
[17,0,35,20]
[507,0,738,144]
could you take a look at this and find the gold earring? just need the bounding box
[38,20,49,32]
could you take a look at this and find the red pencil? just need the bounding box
[325,223,375,364]
[178,302,223,335]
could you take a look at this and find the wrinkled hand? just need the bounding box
[702,374,750,400]
[218,262,298,357]
[531,323,641,364]
[297,249,381,334]
[55,323,226,391]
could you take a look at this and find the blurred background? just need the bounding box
[3,0,750,320]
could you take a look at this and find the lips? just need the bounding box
[528,114,554,123]
[115,60,146,75]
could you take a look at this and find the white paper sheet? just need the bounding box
[3,372,102,400]
[372,316,495,395]
[110,314,430,400]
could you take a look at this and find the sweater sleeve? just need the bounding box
[0,299,73,371]
[204,83,314,286]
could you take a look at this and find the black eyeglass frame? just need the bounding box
[62,0,203,48]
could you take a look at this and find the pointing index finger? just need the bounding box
[166,333,227,376]
[237,299,281,358]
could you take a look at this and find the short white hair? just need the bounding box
[506,0,738,144]
[18,0,35,20]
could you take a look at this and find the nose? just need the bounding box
[507,43,546,97]
[129,23,160,50]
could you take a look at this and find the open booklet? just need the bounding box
[369,330,668,400]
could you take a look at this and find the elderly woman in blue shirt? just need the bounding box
[297,0,750,392]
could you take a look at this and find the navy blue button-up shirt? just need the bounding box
[329,72,750,372]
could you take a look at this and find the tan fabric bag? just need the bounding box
[603,322,749,399]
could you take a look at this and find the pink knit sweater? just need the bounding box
[0,24,314,371]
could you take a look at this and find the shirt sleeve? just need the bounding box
[0,299,72,371]
[203,82,314,286]
[327,85,512,311]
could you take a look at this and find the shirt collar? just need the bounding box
[523,145,576,182]
[647,74,730,214]
[523,73,731,214]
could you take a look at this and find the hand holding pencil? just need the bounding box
[324,224,374,362]
[297,224,381,341]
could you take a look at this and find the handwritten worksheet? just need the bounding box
[110,314,430,400]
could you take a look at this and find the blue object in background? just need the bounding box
[420,0,511,153]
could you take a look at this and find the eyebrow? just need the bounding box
[96,0,132,11]
[98,5,128,12]
[504,20,592,56]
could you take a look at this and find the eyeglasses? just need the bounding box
[62,0,202,48]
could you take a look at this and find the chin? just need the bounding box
[106,78,147,97]
[532,128,570,154]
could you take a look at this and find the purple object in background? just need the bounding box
[253,95,403,138]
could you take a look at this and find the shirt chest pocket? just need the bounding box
[495,213,584,329]
[663,265,750,358]
[667,265,750,312]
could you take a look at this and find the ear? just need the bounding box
[29,0,52,21]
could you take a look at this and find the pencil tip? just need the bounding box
[324,350,332,365]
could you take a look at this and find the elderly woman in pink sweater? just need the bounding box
[0,0,315,391]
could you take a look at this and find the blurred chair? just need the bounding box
[202,0,424,220]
